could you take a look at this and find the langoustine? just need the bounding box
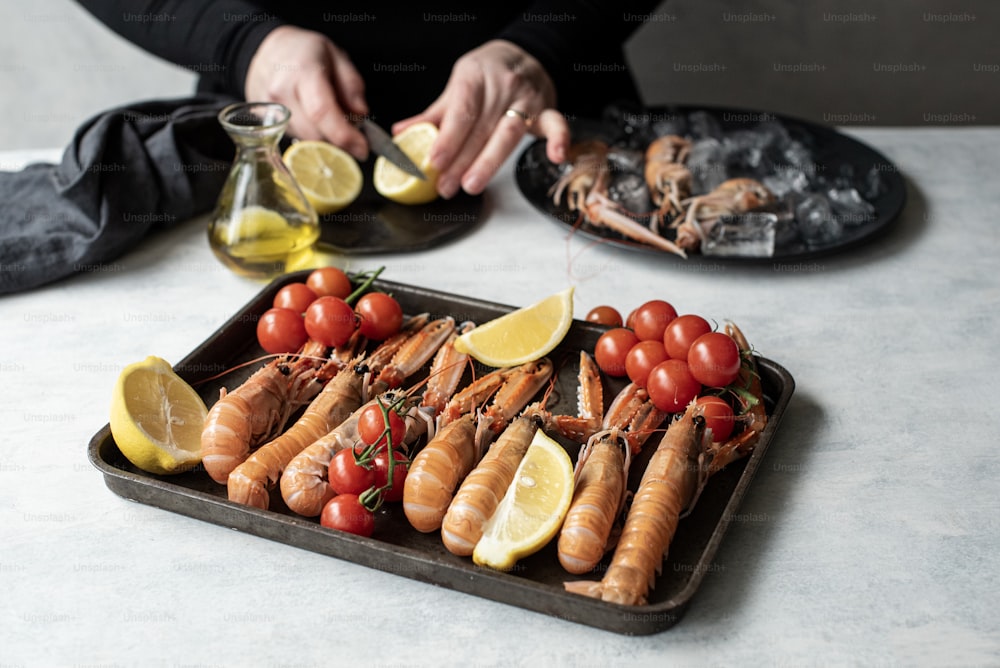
[403,358,553,533]
[230,315,455,510]
[556,376,668,575]
[564,402,708,605]
[279,319,464,517]
[673,178,775,252]
[549,140,688,258]
[564,321,768,604]
[200,339,347,484]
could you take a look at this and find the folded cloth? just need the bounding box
[0,95,238,295]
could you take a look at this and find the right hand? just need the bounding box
[245,25,369,160]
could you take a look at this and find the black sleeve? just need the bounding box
[75,0,284,97]
[497,0,663,92]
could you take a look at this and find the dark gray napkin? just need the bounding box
[0,95,238,295]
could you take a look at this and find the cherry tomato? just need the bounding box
[256,307,308,354]
[304,296,357,347]
[687,332,742,387]
[585,305,623,328]
[320,494,374,537]
[646,359,701,413]
[273,282,318,314]
[307,267,353,299]
[594,327,640,377]
[696,396,736,442]
[625,308,638,330]
[624,340,670,388]
[663,314,712,360]
[327,447,375,496]
[357,403,407,449]
[374,448,409,502]
[631,299,678,342]
[355,292,403,341]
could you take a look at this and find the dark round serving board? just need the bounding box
[515,104,907,264]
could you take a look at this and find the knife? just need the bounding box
[359,118,427,180]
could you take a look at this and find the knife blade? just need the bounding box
[360,119,427,180]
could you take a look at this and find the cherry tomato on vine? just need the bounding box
[687,332,742,387]
[594,327,640,377]
[306,267,353,299]
[585,305,623,328]
[696,396,736,442]
[625,340,670,388]
[663,314,712,360]
[355,292,403,341]
[304,296,357,347]
[256,307,309,354]
[327,448,375,496]
[631,299,678,342]
[320,494,374,537]
[357,403,407,449]
[273,282,317,314]
[646,359,701,413]
[373,448,409,502]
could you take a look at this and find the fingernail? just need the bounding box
[437,177,458,199]
[462,173,483,194]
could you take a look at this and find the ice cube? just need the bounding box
[702,212,778,257]
[782,140,816,179]
[827,187,876,227]
[687,111,723,140]
[608,173,652,213]
[687,138,726,193]
[795,193,843,245]
[763,168,810,199]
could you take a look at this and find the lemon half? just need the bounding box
[454,287,574,367]
[473,430,574,571]
[109,356,207,475]
[283,140,363,215]
[372,122,440,205]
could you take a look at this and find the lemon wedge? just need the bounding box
[372,122,440,205]
[473,430,574,571]
[454,287,574,367]
[109,356,208,475]
[283,140,363,215]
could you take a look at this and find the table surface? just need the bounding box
[2,128,998,666]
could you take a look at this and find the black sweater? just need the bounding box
[76,0,660,124]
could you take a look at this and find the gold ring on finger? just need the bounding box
[504,108,534,128]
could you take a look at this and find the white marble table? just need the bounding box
[2,128,998,666]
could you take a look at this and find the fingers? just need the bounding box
[295,70,368,160]
[325,42,368,118]
[533,109,570,165]
[455,111,529,196]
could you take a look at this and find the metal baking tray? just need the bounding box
[89,272,794,635]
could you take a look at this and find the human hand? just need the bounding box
[393,39,570,199]
[245,25,370,160]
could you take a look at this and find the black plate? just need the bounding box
[88,273,795,635]
[316,156,484,254]
[515,104,906,263]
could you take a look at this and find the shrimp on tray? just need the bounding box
[403,358,553,533]
[279,320,467,517]
[200,338,359,484]
[230,315,455,510]
[440,351,597,556]
[556,376,668,575]
[644,134,693,225]
[673,178,775,253]
[565,322,767,604]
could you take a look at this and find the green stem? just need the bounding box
[345,266,385,305]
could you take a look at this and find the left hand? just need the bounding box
[393,39,570,199]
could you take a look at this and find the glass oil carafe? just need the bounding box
[208,102,319,278]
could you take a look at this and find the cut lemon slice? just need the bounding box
[372,122,440,205]
[109,356,208,475]
[473,430,574,571]
[454,287,574,367]
[283,140,363,215]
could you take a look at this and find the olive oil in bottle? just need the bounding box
[208,102,318,279]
